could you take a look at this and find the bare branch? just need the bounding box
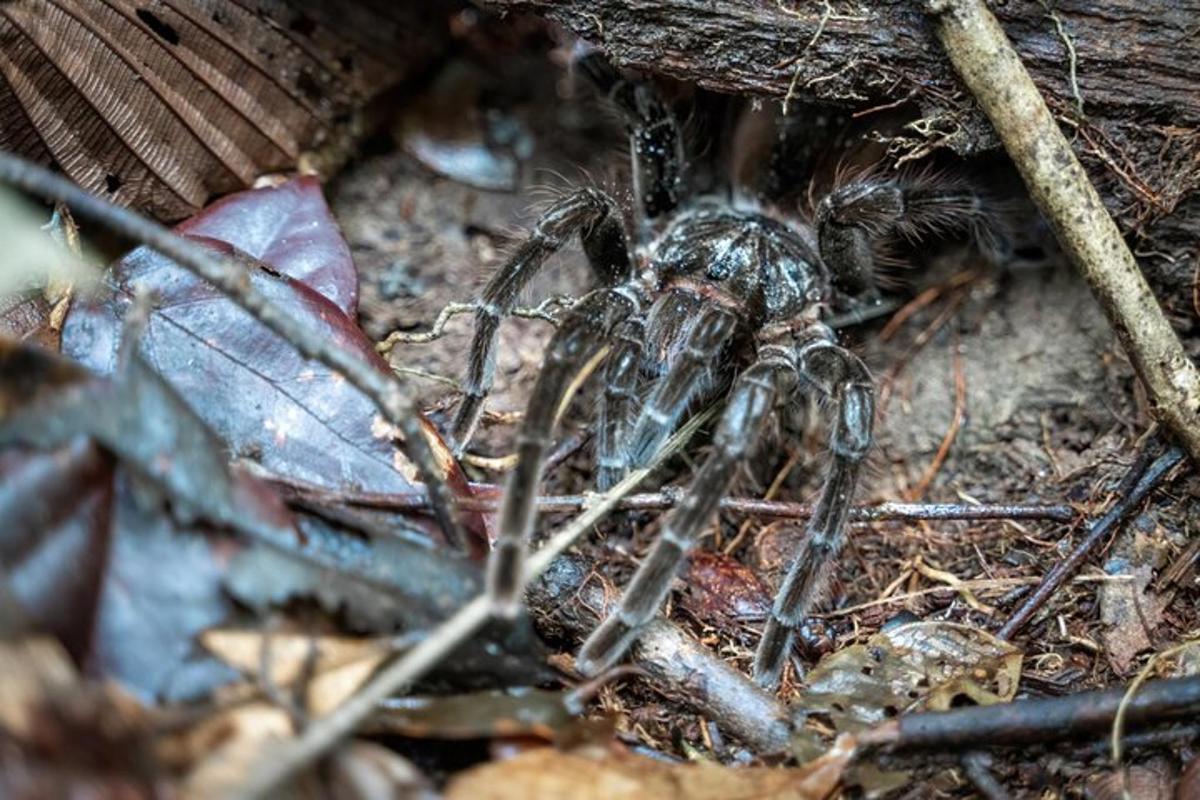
[923,0,1200,464]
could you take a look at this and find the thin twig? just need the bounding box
[0,152,468,549]
[1111,637,1200,767]
[1037,1,1084,116]
[262,474,1079,524]
[923,0,1200,463]
[376,294,572,351]
[214,407,720,800]
[996,443,1185,640]
[859,675,1200,752]
[960,751,1012,800]
[818,573,1129,619]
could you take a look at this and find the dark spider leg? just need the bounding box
[452,189,630,453]
[753,331,874,689]
[596,290,704,488]
[577,52,683,221]
[817,177,990,299]
[577,346,798,675]
[488,285,643,615]
[625,303,739,466]
[596,314,647,490]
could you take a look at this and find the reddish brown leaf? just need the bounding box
[174,176,358,313]
[61,179,470,511]
[444,737,856,800]
[681,550,771,622]
[0,0,446,221]
[0,638,162,799]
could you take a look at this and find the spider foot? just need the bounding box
[752,618,794,689]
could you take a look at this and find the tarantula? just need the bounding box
[448,52,991,688]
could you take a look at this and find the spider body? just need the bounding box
[447,52,990,689]
[652,202,828,325]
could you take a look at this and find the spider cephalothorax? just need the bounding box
[449,51,990,688]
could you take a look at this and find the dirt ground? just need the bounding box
[330,22,1198,795]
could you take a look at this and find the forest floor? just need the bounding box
[329,18,1198,797]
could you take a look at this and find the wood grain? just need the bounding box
[0,0,447,220]
[485,0,1200,258]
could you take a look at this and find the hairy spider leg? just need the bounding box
[817,176,992,300]
[753,330,874,688]
[625,302,739,467]
[597,288,718,489]
[576,344,798,675]
[488,285,645,616]
[453,189,631,453]
[596,314,647,490]
[596,289,708,488]
[577,52,684,223]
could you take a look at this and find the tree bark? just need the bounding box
[485,0,1200,305]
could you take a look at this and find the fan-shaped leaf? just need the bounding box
[0,0,446,220]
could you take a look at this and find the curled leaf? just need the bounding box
[798,621,1023,729]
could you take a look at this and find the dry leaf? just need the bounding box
[0,637,160,796]
[793,621,1021,795]
[200,629,390,717]
[444,736,856,800]
[0,637,76,737]
[1100,562,1163,674]
[330,741,435,800]
[1084,759,1175,800]
[176,630,394,796]
[799,621,1024,728]
[0,0,446,220]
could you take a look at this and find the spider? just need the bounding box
[448,51,993,689]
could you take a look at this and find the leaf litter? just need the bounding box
[2,12,1199,797]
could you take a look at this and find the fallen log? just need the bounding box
[485,0,1200,313]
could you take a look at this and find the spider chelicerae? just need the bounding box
[447,51,995,689]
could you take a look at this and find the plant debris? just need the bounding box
[1,5,1198,798]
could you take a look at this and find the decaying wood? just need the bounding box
[921,0,1200,464]
[0,0,446,221]
[485,0,1200,277]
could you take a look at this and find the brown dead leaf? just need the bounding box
[1084,758,1175,800]
[793,621,1021,796]
[1180,752,1200,800]
[329,741,435,800]
[0,0,446,220]
[1101,563,1164,674]
[800,621,1023,727]
[0,637,77,737]
[200,629,391,717]
[0,636,160,796]
[174,630,394,796]
[444,736,856,800]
